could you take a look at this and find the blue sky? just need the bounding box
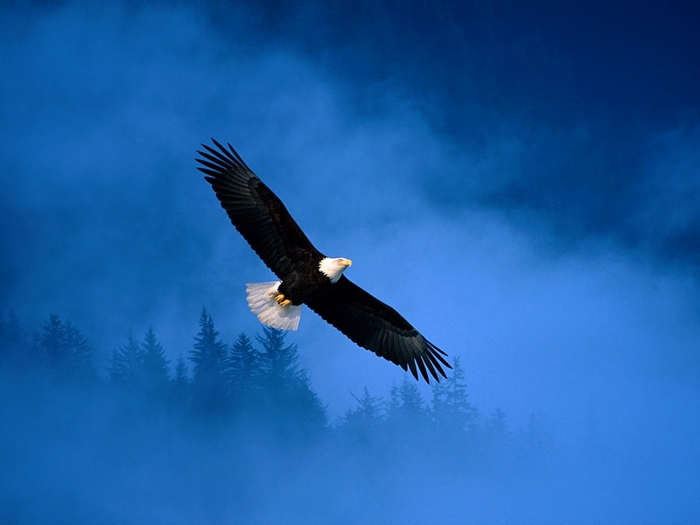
[2,1,700,522]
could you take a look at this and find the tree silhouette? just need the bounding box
[42,314,66,369]
[140,327,170,401]
[382,377,430,449]
[256,327,326,432]
[172,355,191,408]
[339,386,384,445]
[344,387,383,426]
[1,305,550,483]
[483,405,509,457]
[257,327,299,395]
[110,332,142,387]
[189,309,228,415]
[387,377,425,419]
[109,327,169,396]
[41,314,96,383]
[228,332,262,403]
[431,357,477,435]
[488,406,507,437]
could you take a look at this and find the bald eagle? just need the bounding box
[196,139,451,383]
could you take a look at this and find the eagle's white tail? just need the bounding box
[245,281,302,331]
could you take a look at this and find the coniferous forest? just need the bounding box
[0,308,549,524]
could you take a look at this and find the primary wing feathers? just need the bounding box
[306,277,451,382]
[196,139,320,278]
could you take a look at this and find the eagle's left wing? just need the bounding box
[305,276,451,383]
[196,139,322,279]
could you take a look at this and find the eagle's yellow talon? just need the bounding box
[275,293,292,307]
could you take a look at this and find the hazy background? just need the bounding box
[2,1,699,523]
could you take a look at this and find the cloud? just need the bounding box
[632,124,700,264]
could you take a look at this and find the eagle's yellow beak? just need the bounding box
[341,259,352,267]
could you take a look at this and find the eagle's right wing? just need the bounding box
[305,276,451,383]
[196,139,321,278]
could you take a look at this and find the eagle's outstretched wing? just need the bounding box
[196,139,321,279]
[305,276,451,382]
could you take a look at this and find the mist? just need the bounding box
[2,1,700,523]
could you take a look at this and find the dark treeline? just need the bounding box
[0,307,548,456]
[0,307,550,522]
[0,310,553,524]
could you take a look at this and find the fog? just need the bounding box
[2,1,699,523]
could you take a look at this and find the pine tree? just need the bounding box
[172,355,191,407]
[189,309,228,414]
[488,406,507,437]
[257,327,299,395]
[41,314,96,382]
[141,327,170,392]
[110,332,142,387]
[486,406,508,445]
[344,387,383,426]
[388,377,425,417]
[42,314,67,370]
[385,377,429,444]
[340,386,384,443]
[286,366,327,432]
[431,356,476,435]
[256,327,326,431]
[227,332,262,402]
[480,405,509,461]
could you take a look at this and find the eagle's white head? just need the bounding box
[319,257,352,283]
